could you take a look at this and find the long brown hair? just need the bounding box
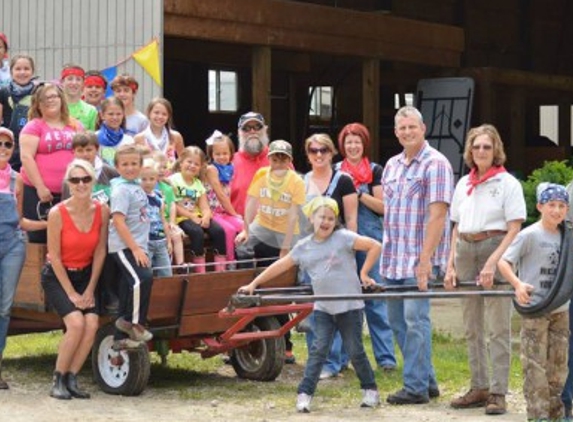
[28,83,71,125]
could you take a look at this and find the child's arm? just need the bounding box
[353,235,382,287]
[160,202,173,255]
[236,195,258,244]
[205,165,240,217]
[279,203,300,257]
[238,255,296,295]
[174,202,201,224]
[197,194,212,228]
[497,258,533,305]
[113,212,150,267]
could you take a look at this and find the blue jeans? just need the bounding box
[298,309,377,395]
[0,232,26,353]
[305,314,347,374]
[385,276,437,396]
[562,300,573,409]
[149,238,172,277]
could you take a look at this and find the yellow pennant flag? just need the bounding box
[133,39,162,87]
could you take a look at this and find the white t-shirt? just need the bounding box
[451,172,526,233]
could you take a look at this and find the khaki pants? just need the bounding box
[455,235,512,395]
[521,311,569,420]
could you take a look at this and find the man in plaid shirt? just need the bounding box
[382,106,454,405]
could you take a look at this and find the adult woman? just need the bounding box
[19,83,80,243]
[41,159,109,400]
[0,127,46,389]
[302,133,357,378]
[336,123,396,371]
[0,54,36,171]
[445,124,526,415]
[134,97,184,165]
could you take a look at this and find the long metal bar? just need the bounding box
[230,290,515,308]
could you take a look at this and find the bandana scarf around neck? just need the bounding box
[466,165,507,195]
[9,80,35,103]
[213,162,234,184]
[98,123,125,147]
[0,164,11,194]
[340,157,373,189]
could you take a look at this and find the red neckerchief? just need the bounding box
[340,157,372,189]
[466,165,507,195]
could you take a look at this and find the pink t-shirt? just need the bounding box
[20,118,80,193]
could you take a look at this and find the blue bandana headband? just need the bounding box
[537,183,569,205]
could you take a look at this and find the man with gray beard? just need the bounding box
[230,112,270,217]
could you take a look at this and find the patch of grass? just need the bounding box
[3,326,525,407]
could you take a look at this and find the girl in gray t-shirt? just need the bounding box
[239,196,381,413]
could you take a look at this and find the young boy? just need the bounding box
[140,158,172,277]
[83,70,107,109]
[498,183,570,421]
[110,74,148,137]
[61,64,98,131]
[109,144,153,349]
[62,132,119,204]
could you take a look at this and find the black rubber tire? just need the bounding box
[230,316,285,381]
[91,322,151,396]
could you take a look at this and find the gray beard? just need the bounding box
[241,134,269,155]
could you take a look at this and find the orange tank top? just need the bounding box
[59,201,102,269]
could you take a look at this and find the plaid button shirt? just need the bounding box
[381,142,454,280]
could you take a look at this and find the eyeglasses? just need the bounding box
[471,144,493,151]
[41,94,61,103]
[308,147,330,155]
[0,141,13,149]
[68,176,93,184]
[241,124,263,132]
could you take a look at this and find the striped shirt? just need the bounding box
[381,141,454,279]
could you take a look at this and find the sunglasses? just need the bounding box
[471,144,493,151]
[308,147,330,155]
[0,141,13,149]
[241,124,263,132]
[68,175,93,184]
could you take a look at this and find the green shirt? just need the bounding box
[68,100,98,131]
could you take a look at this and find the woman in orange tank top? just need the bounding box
[41,159,109,400]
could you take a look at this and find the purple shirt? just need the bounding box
[381,141,454,280]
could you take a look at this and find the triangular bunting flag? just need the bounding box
[133,39,162,87]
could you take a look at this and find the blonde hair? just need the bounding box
[304,133,337,156]
[463,124,507,168]
[64,158,96,181]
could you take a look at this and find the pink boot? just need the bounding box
[191,256,206,273]
[214,255,227,272]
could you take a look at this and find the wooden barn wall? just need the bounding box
[0,0,163,110]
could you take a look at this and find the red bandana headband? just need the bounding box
[84,75,106,88]
[61,67,85,80]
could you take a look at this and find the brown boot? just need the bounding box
[485,394,506,415]
[450,388,489,409]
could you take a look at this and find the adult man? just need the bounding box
[61,64,98,131]
[382,106,454,405]
[230,111,270,217]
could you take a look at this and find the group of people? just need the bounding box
[0,29,571,419]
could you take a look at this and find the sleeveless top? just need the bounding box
[59,201,102,268]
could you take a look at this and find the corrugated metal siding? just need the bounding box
[0,0,163,110]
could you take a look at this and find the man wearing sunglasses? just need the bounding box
[230,112,270,217]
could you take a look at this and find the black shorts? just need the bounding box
[41,264,99,317]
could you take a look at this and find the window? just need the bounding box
[208,70,238,112]
[539,105,559,145]
[394,93,414,109]
[309,86,333,119]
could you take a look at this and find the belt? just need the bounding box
[459,230,507,243]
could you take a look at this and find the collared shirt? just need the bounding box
[381,141,454,279]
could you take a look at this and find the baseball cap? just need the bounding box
[0,127,14,142]
[268,140,293,159]
[238,112,265,129]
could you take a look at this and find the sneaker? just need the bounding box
[115,318,153,342]
[296,393,312,413]
[485,394,506,415]
[361,389,381,408]
[386,388,429,405]
[380,364,396,372]
[319,370,337,380]
[450,388,489,408]
[112,338,144,350]
[285,350,296,364]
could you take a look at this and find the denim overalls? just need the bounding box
[0,170,27,353]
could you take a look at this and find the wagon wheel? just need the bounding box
[91,322,151,396]
[230,316,285,381]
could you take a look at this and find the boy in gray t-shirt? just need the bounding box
[498,183,570,420]
[108,145,154,350]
